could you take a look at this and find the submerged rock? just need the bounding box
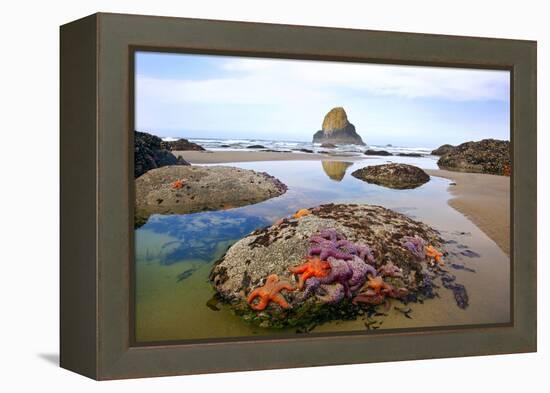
[321,142,337,148]
[134,131,190,178]
[135,165,287,226]
[364,149,392,156]
[313,107,365,145]
[397,152,423,157]
[431,144,455,156]
[209,203,450,328]
[321,161,353,181]
[351,163,430,189]
[161,138,205,151]
[437,139,511,175]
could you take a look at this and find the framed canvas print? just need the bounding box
[60,13,537,380]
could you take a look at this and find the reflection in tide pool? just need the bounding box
[135,158,510,342]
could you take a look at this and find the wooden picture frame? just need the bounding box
[60,12,537,380]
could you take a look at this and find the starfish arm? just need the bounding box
[276,282,295,292]
[289,263,308,274]
[247,288,261,304]
[271,293,291,309]
[249,295,269,310]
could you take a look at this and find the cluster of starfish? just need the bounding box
[290,229,378,304]
[401,235,444,266]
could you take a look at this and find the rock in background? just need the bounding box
[352,163,430,189]
[437,139,510,175]
[134,131,189,178]
[313,107,365,145]
[160,138,205,151]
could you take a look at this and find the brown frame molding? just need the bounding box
[60,12,537,380]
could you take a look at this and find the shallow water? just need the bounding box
[135,157,510,342]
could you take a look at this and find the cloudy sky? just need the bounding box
[135,51,510,148]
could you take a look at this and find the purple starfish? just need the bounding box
[335,239,375,263]
[309,237,353,260]
[401,235,427,260]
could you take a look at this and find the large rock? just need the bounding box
[160,138,205,151]
[313,107,365,145]
[209,203,447,328]
[134,131,189,178]
[135,165,287,226]
[431,144,455,156]
[437,139,511,175]
[364,149,392,156]
[351,163,430,189]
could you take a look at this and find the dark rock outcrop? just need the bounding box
[247,144,266,149]
[431,144,455,156]
[320,143,337,148]
[134,131,189,178]
[135,165,287,227]
[437,139,511,175]
[160,138,205,151]
[398,152,423,157]
[313,107,365,145]
[352,163,430,189]
[364,149,392,156]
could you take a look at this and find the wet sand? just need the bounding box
[174,150,363,163]
[426,169,510,255]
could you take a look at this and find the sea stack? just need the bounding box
[313,107,365,145]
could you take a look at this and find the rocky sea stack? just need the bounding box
[160,138,205,151]
[209,203,454,329]
[134,131,190,178]
[135,166,287,227]
[313,107,365,145]
[351,163,430,189]
[437,139,511,175]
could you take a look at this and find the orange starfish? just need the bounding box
[293,208,311,219]
[426,245,444,265]
[289,256,331,289]
[171,179,185,189]
[366,276,393,294]
[247,274,294,310]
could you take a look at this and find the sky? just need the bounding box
[135,51,510,148]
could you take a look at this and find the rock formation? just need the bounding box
[134,131,189,178]
[351,163,430,189]
[134,165,287,227]
[437,139,511,175]
[160,138,205,151]
[209,203,460,329]
[364,149,392,156]
[313,107,365,145]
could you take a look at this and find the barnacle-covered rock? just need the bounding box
[351,163,430,189]
[209,203,448,328]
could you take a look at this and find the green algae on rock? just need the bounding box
[351,163,430,189]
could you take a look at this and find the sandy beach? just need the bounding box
[176,150,510,255]
[174,150,363,164]
[426,169,510,255]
